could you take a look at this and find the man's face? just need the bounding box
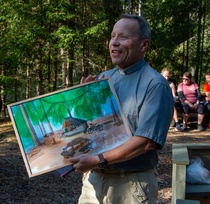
[162,71,170,81]
[109,18,148,69]
[205,75,210,84]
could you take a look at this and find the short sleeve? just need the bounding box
[194,82,199,89]
[134,83,174,147]
[204,83,208,92]
[177,83,183,92]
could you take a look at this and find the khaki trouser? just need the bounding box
[78,168,158,204]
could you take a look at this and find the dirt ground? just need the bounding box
[1,118,210,204]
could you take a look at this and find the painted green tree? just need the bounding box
[17,80,113,131]
[11,80,114,152]
[40,80,114,123]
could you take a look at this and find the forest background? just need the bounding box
[0,0,209,116]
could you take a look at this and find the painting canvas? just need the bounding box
[7,78,132,178]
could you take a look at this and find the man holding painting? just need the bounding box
[69,14,174,204]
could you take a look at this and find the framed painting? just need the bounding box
[7,78,132,178]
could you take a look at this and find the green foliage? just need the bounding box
[143,0,209,84]
[0,0,209,109]
[0,75,16,85]
[85,20,109,36]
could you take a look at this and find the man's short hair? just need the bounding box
[120,14,151,42]
[161,68,170,74]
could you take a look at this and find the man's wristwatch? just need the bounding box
[98,153,108,169]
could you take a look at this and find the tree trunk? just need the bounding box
[195,0,202,85]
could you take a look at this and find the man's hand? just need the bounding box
[80,75,105,84]
[80,75,97,84]
[69,154,99,173]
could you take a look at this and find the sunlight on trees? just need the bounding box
[0,0,209,115]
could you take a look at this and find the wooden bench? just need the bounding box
[172,143,210,204]
[176,199,200,204]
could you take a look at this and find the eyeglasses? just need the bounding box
[182,78,189,81]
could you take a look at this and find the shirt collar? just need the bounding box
[117,58,146,75]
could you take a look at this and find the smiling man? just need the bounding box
[70,14,174,204]
[109,16,148,69]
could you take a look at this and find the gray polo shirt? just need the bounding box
[99,58,174,171]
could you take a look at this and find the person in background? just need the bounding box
[203,71,210,111]
[177,72,205,131]
[69,14,174,204]
[161,68,182,131]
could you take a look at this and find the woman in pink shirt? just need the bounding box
[177,72,205,131]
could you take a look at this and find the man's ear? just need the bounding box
[140,39,149,52]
